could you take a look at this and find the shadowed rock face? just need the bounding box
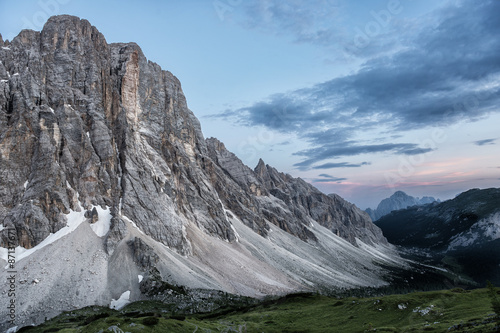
[0,15,387,253]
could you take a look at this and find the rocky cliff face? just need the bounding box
[0,16,402,329]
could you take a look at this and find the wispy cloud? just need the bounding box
[215,1,500,171]
[474,138,497,146]
[239,0,417,61]
[293,143,434,170]
[313,162,371,169]
[312,173,347,183]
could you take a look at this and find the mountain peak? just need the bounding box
[392,190,409,197]
[0,15,401,329]
[366,191,439,221]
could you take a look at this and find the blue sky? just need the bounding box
[1,0,499,209]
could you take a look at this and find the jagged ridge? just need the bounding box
[0,16,402,329]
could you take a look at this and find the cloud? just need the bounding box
[216,1,500,170]
[313,162,371,169]
[293,143,434,170]
[319,173,339,179]
[474,138,497,146]
[241,0,345,47]
[312,173,347,183]
[239,0,415,60]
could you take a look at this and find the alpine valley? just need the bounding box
[0,16,406,329]
[375,188,500,287]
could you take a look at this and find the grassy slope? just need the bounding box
[16,288,499,333]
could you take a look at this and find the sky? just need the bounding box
[1,0,499,209]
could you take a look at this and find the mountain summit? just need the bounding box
[366,191,439,221]
[0,16,402,328]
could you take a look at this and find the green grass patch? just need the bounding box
[15,288,500,333]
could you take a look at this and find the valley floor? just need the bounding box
[12,288,500,333]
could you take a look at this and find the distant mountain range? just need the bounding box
[366,191,440,221]
[375,188,500,285]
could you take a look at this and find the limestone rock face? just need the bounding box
[0,16,234,254]
[0,15,387,252]
[0,15,402,329]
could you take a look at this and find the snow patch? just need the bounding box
[23,181,28,189]
[138,275,143,283]
[121,214,144,235]
[217,198,240,242]
[0,224,4,232]
[6,326,17,333]
[2,47,11,50]
[110,290,131,310]
[1,201,86,264]
[89,206,112,237]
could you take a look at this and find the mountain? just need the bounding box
[375,188,500,285]
[366,191,440,221]
[0,16,403,329]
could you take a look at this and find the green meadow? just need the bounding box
[15,287,500,333]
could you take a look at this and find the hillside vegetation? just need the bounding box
[15,288,500,333]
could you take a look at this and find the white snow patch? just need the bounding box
[138,275,143,283]
[0,224,4,232]
[217,199,230,224]
[6,326,17,333]
[1,202,85,264]
[230,224,240,242]
[217,198,240,242]
[86,131,90,138]
[24,181,28,189]
[12,73,19,76]
[110,290,131,310]
[49,107,55,114]
[89,206,112,237]
[398,303,407,310]
[121,214,145,235]
[2,47,11,50]
[0,79,8,83]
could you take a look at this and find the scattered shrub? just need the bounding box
[83,312,110,325]
[142,316,160,326]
